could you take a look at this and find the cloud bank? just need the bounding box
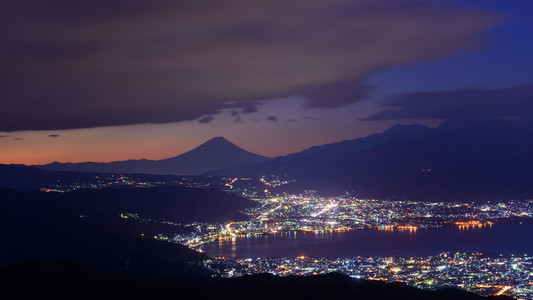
[362,83,533,121]
[0,0,499,131]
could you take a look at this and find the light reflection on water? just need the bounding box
[199,224,533,258]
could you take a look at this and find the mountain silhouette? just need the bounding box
[36,137,268,175]
[211,118,533,201]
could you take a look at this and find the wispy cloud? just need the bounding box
[197,115,215,124]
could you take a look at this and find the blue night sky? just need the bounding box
[370,0,533,94]
[1,0,532,164]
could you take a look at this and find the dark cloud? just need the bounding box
[197,115,215,124]
[300,80,374,108]
[0,0,499,131]
[48,134,60,137]
[266,116,278,122]
[0,134,22,140]
[240,105,258,114]
[362,83,533,121]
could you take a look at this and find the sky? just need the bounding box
[1,0,533,165]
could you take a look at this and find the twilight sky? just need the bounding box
[1,0,533,164]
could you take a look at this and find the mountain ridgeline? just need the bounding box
[0,186,256,224]
[25,118,533,200]
[211,118,533,201]
[36,137,268,175]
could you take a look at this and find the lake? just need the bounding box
[199,224,533,258]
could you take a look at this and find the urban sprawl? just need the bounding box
[41,175,533,299]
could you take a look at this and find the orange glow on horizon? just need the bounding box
[0,111,443,165]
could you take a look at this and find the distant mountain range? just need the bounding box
[36,137,268,175]
[0,186,256,224]
[0,164,103,191]
[211,118,533,201]
[9,118,533,200]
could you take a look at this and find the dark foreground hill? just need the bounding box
[212,118,533,201]
[0,200,209,279]
[36,137,268,175]
[0,187,255,271]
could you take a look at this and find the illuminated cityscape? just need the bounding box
[40,174,533,299]
[3,1,533,299]
[168,192,533,248]
[204,252,533,299]
[113,188,533,299]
